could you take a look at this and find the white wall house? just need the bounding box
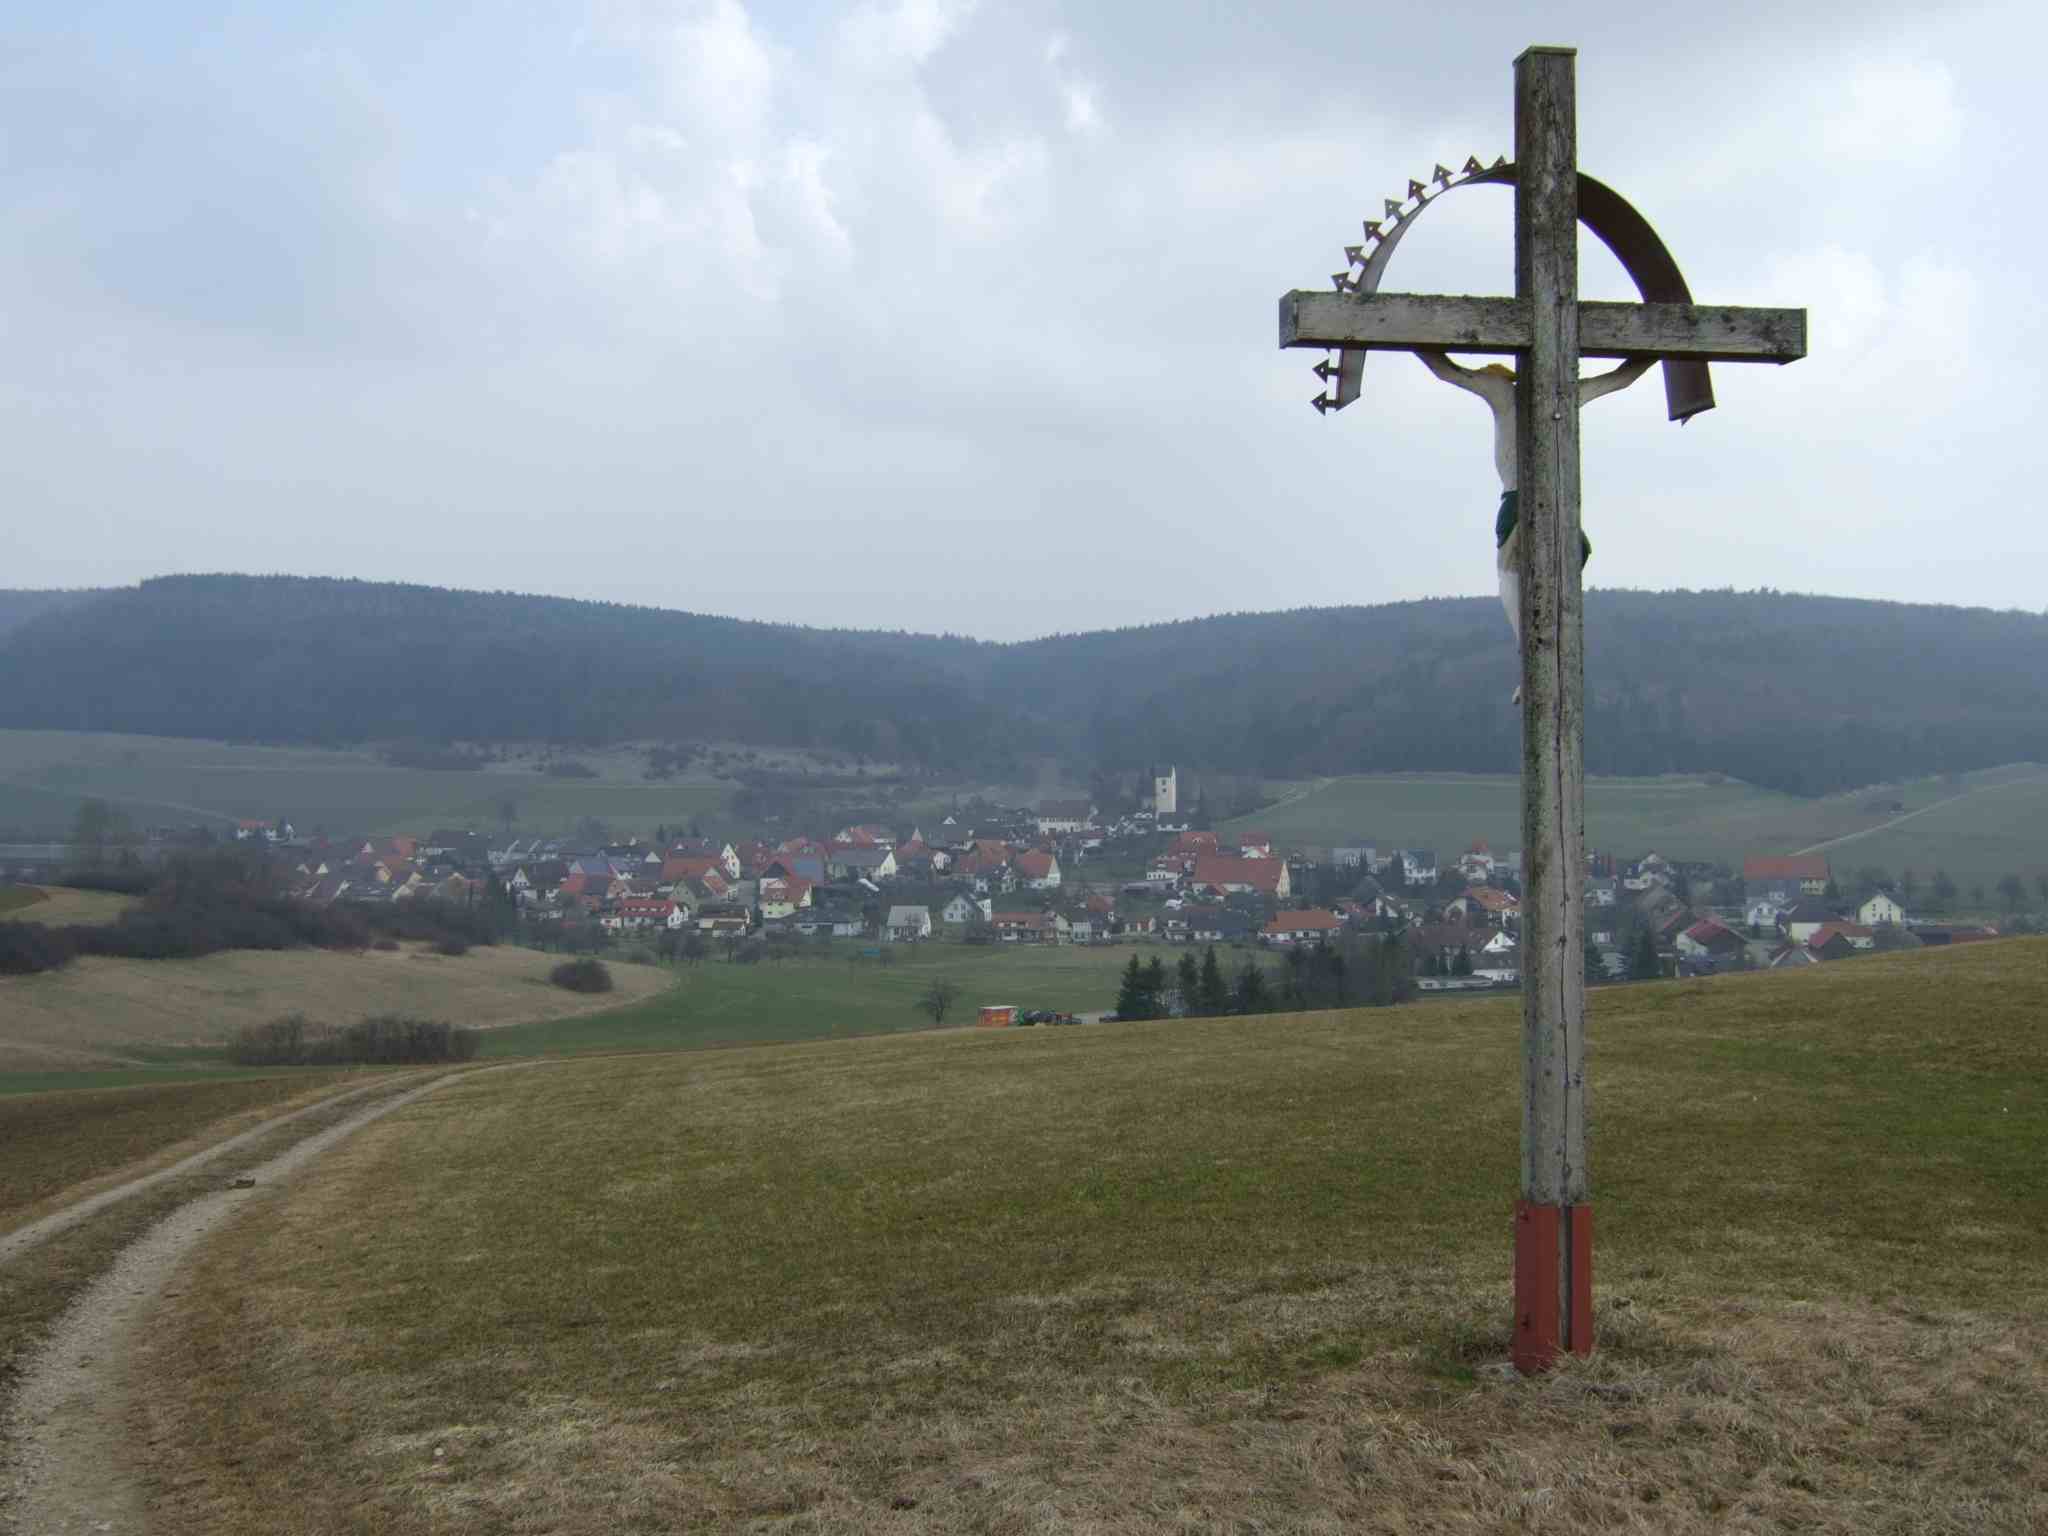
[885,905,932,941]
[942,894,992,924]
[1858,892,1905,927]
[1745,899,1786,932]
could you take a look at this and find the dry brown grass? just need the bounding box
[132,940,2048,1534]
[0,1073,444,1446]
[0,942,673,1070]
[2,884,140,926]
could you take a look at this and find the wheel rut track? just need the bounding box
[0,1063,531,1534]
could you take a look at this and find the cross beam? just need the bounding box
[1276,46,1805,1377]
[1279,292,1807,364]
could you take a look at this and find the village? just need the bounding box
[197,764,2009,993]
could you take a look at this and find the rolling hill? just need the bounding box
[2,574,2045,798]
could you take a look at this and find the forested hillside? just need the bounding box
[0,588,109,639]
[2,575,2044,797]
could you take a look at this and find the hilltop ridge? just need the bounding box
[2,574,2045,797]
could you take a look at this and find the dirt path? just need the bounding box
[0,1076,401,1266]
[1790,775,2048,857]
[0,1065,517,1534]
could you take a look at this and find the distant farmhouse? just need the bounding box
[1744,853,1830,903]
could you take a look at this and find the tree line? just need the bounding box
[5,576,2047,797]
[0,848,513,977]
[1113,935,1416,1021]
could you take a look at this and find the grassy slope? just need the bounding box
[0,1072,364,1228]
[137,940,2047,1534]
[0,884,139,925]
[480,941,1149,1057]
[1226,764,2048,887]
[1796,772,2048,891]
[0,729,732,838]
[0,943,675,1074]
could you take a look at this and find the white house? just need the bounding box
[1858,891,1905,928]
[1399,849,1438,886]
[1784,902,1836,944]
[827,847,897,882]
[1014,850,1061,889]
[1033,801,1096,835]
[1744,898,1787,932]
[885,905,932,941]
[941,894,992,925]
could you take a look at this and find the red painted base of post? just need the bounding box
[1512,1200,1593,1374]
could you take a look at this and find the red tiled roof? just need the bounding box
[1193,855,1283,894]
[1014,850,1056,878]
[992,911,1056,930]
[662,855,721,883]
[1806,922,1873,949]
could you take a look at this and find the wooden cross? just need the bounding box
[1275,46,1806,1374]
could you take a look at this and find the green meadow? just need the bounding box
[0,729,731,839]
[479,940,1150,1057]
[1225,764,2048,889]
[137,938,2048,1534]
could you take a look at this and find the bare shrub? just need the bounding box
[549,957,614,993]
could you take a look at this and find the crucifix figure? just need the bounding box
[1276,45,1805,1374]
[1414,347,1652,691]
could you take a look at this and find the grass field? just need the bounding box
[1226,764,2048,889]
[0,883,139,925]
[0,1071,368,1230]
[481,940,1159,1057]
[0,942,675,1075]
[0,729,734,839]
[131,939,2048,1533]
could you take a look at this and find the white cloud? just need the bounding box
[1819,58,1961,168]
[5,0,2045,630]
[843,0,975,72]
[652,0,777,141]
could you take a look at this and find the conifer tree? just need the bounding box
[1198,944,1229,1014]
[1115,953,1151,1020]
[1143,956,1167,1009]
[1233,958,1270,1015]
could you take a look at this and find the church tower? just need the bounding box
[1152,765,1177,816]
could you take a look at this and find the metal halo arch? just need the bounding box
[1313,157,1715,425]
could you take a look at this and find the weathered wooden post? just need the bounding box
[1275,45,1806,1373]
[1511,44,1592,1378]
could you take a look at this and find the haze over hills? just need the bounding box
[0,588,109,637]
[2,574,2045,799]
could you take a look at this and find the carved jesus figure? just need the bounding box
[1414,349,1653,683]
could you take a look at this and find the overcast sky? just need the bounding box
[4,1,2041,639]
